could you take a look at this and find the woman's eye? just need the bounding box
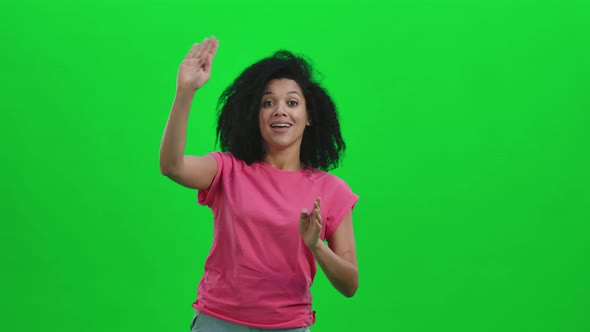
[288,100,298,106]
[262,100,274,107]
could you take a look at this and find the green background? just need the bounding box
[1,0,589,331]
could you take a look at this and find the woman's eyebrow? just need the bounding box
[262,91,302,96]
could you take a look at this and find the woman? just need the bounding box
[160,36,359,331]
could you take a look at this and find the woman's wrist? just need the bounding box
[175,87,196,100]
[309,240,327,256]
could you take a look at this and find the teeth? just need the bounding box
[271,124,291,128]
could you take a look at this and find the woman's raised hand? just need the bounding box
[299,197,323,250]
[177,36,219,93]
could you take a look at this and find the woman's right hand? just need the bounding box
[177,36,219,93]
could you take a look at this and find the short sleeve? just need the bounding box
[197,151,226,207]
[324,178,359,240]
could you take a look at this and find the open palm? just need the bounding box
[177,36,219,92]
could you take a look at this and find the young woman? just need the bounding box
[160,36,359,332]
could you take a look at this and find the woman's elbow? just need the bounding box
[342,283,358,298]
[159,159,178,177]
[341,272,359,297]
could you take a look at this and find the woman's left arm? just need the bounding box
[311,211,359,297]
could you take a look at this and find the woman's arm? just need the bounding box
[312,212,358,297]
[299,200,359,297]
[159,37,219,189]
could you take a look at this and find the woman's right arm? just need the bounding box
[159,37,219,190]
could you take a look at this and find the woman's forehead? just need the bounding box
[263,78,302,93]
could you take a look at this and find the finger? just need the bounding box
[203,53,214,72]
[310,217,321,233]
[201,36,216,58]
[195,37,209,59]
[186,43,200,59]
[312,198,320,214]
[203,38,218,68]
[203,36,216,56]
[315,210,322,225]
[315,198,322,224]
[209,36,219,59]
[309,206,321,226]
[314,218,322,229]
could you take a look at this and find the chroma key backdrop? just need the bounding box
[1,0,588,331]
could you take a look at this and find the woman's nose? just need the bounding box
[273,103,287,116]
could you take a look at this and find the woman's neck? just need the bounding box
[262,148,303,171]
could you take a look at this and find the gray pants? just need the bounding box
[190,310,310,332]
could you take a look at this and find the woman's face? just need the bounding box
[259,78,309,153]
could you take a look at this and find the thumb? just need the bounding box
[299,208,309,221]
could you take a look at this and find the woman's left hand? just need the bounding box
[298,197,322,249]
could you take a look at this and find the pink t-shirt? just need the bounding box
[192,152,359,328]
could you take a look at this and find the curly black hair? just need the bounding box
[215,50,345,171]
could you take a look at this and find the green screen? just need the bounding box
[2,0,588,331]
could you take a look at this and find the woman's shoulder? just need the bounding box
[202,151,248,176]
[310,169,353,191]
[311,169,358,218]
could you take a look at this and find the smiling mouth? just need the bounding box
[270,124,292,128]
